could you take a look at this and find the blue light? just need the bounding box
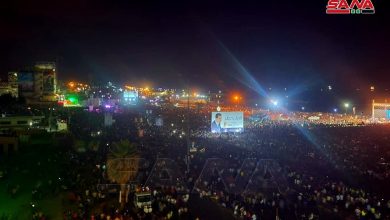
[270,99,279,107]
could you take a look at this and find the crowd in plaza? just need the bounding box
[1,105,390,219]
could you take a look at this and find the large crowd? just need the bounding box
[1,105,390,219]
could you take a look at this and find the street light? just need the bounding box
[344,103,350,114]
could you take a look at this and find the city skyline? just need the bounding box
[1,0,389,92]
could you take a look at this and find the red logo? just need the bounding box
[326,0,375,14]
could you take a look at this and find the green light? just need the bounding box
[68,97,77,103]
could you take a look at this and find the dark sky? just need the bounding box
[1,0,389,93]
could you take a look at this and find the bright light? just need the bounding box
[234,96,239,100]
[68,97,77,103]
[301,106,305,110]
[344,103,350,108]
[334,108,338,112]
[270,99,278,106]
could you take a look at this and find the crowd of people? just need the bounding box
[1,104,390,219]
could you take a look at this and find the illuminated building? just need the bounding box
[34,62,57,101]
[16,62,58,103]
[123,90,138,105]
[372,100,390,121]
[0,82,14,97]
[18,70,35,99]
[8,72,18,97]
[0,72,19,97]
[0,115,44,130]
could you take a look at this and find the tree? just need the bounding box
[106,140,139,206]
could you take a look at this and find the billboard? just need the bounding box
[211,112,244,133]
[18,72,34,92]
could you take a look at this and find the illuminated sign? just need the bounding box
[211,112,244,133]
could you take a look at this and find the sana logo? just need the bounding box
[326,0,375,14]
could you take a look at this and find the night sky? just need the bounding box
[1,0,389,95]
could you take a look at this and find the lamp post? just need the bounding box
[344,103,350,114]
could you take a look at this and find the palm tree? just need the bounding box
[106,140,139,206]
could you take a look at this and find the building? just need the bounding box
[0,82,18,97]
[17,62,57,103]
[18,70,36,100]
[0,72,18,97]
[34,62,57,101]
[0,115,45,130]
[123,90,138,105]
[8,72,18,88]
[372,100,390,122]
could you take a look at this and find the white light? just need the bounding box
[271,100,278,106]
